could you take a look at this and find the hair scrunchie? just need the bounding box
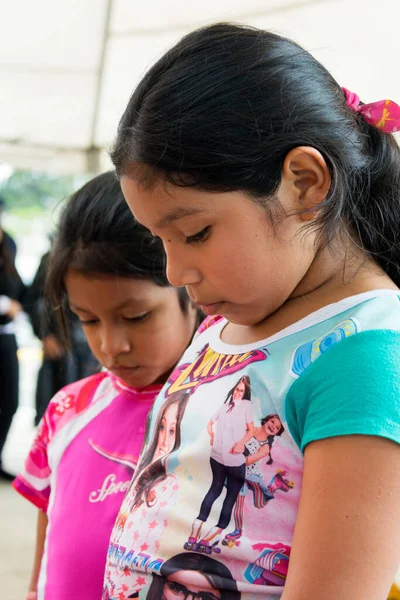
[342,87,400,133]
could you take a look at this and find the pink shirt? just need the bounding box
[14,371,160,600]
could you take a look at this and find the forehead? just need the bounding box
[162,402,179,420]
[121,177,211,226]
[120,176,242,230]
[65,269,171,307]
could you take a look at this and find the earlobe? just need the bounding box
[282,147,331,221]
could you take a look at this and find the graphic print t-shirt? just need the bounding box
[104,291,400,600]
[14,372,160,600]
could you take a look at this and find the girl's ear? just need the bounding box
[280,146,331,221]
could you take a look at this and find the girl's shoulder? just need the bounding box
[39,371,110,444]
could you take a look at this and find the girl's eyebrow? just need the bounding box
[69,299,147,312]
[156,207,206,228]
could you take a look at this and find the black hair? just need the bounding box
[146,552,240,600]
[224,375,251,413]
[111,22,400,286]
[260,413,284,465]
[46,171,192,341]
[0,236,18,278]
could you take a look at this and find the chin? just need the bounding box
[119,373,154,389]
[218,303,266,327]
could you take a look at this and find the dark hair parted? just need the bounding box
[111,23,400,286]
[46,171,191,341]
[146,552,240,600]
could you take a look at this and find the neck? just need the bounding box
[227,240,397,345]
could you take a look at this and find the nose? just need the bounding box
[100,325,131,360]
[165,246,201,288]
[159,429,167,448]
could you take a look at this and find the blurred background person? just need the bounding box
[0,197,26,480]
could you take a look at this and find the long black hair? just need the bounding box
[128,390,190,511]
[46,171,193,341]
[147,552,241,600]
[111,23,400,286]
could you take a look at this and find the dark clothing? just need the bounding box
[0,231,24,469]
[0,232,25,326]
[198,457,246,529]
[0,334,19,460]
[23,251,56,340]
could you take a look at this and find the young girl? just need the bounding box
[104,23,400,600]
[13,172,200,600]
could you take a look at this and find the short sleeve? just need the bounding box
[13,412,52,511]
[12,375,103,510]
[286,330,400,452]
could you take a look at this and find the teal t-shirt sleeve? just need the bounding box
[286,330,400,452]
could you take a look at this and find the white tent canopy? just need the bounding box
[0,0,399,174]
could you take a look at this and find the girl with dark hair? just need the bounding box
[147,552,240,600]
[105,23,400,600]
[113,390,190,540]
[13,172,200,600]
[140,389,191,473]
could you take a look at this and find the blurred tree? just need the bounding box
[0,170,88,210]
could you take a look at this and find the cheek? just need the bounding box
[140,312,189,364]
[81,329,101,358]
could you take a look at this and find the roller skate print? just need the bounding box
[267,469,295,495]
[222,528,242,548]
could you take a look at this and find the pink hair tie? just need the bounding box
[342,87,400,133]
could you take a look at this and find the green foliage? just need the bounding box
[0,170,89,210]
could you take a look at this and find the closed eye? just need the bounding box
[124,312,149,323]
[80,319,98,326]
[185,225,211,245]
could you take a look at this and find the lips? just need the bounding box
[109,366,140,373]
[197,301,224,316]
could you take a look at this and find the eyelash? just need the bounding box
[80,313,149,326]
[185,226,211,245]
[126,313,149,323]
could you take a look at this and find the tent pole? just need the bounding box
[87,0,113,173]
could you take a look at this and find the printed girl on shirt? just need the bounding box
[225,415,286,547]
[113,389,190,538]
[185,376,254,553]
[107,391,192,597]
[13,172,201,600]
[105,23,400,600]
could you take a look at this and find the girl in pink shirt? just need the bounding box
[13,172,201,600]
